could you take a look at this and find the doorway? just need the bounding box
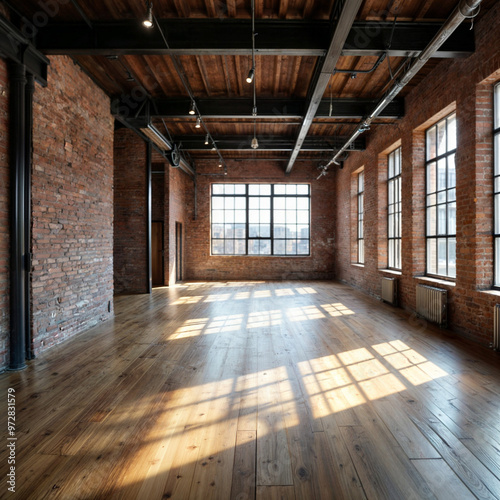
[176,222,183,282]
[152,221,164,286]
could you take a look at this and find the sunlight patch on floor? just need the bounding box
[321,302,355,316]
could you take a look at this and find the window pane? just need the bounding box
[212,197,224,209]
[225,223,234,238]
[297,198,309,210]
[212,240,224,254]
[286,185,297,195]
[448,154,456,188]
[225,240,235,254]
[249,197,259,209]
[260,240,271,254]
[286,240,297,255]
[212,224,223,238]
[447,114,457,151]
[437,205,446,235]
[274,240,285,254]
[297,211,309,224]
[287,225,297,237]
[427,239,437,274]
[426,126,436,160]
[274,185,286,195]
[249,224,259,237]
[235,210,246,223]
[235,224,245,238]
[358,240,364,264]
[212,210,224,223]
[274,198,285,209]
[260,225,271,238]
[274,225,286,238]
[286,198,297,210]
[248,240,259,254]
[225,184,234,195]
[427,162,436,193]
[495,194,500,234]
[388,153,394,178]
[235,198,246,210]
[437,158,447,191]
[286,211,297,224]
[448,202,456,235]
[275,210,285,223]
[260,185,271,196]
[235,240,246,254]
[298,240,309,255]
[427,206,436,236]
[249,210,259,223]
[496,239,500,286]
[234,184,246,194]
[297,225,309,238]
[213,184,224,195]
[438,238,447,275]
[261,211,271,224]
[225,197,235,210]
[448,238,456,278]
[248,185,260,195]
[437,119,447,156]
[297,185,309,195]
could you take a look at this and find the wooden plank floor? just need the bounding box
[1,280,500,499]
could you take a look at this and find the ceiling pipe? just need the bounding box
[318,0,482,178]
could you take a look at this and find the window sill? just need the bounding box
[351,263,365,268]
[379,269,402,276]
[479,289,500,298]
[414,276,456,288]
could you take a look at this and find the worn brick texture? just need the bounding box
[30,56,114,356]
[185,160,335,281]
[335,2,500,346]
[0,59,8,368]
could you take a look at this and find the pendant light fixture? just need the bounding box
[143,1,153,28]
[247,0,256,84]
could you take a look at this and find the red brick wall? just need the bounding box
[185,160,335,281]
[114,128,148,294]
[31,56,114,354]
[0,59,9,368]
[334,2,500,346]
[167,166,194,285]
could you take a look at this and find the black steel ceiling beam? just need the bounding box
[112,97,403,120]
[174,134,366,152]
[34,19,473,58]
[0,16,49,86]
[285,0,364,174]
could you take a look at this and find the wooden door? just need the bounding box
[152,222,164,286]
[176,222,183,282]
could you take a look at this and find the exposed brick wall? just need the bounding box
[185,160,335,281]
[167,166,194,285]
[114,128,148,294]
[0,59,9,368]
[334,2,500,346]
[31,56,114,354]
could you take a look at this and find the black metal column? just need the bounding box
[146,141,152,294]
[24,73,35,360]
[9,62,27,371]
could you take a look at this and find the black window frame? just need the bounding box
[388,147,402,270]
[210,183,311,256]
[425,112,457,279]
[357,171,365,264]
[494,83,500,286]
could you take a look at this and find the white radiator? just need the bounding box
[381,277,397,306]
[416,285,447,328]
[493,304,500,351]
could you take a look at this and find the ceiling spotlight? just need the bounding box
[143,1,153,28]
[205,134,209,145]
[188,101,196,115]
[218,163,223,168]
[251,136,259,149]
[246,68,255,84]
[195,117,201,128]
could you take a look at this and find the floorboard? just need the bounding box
[1,280,500,499]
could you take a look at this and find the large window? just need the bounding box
[425,113,457,278]
[211,183,310,256]
[357,172,364,264]
[388,147,402,270]
[495,84,500,285]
